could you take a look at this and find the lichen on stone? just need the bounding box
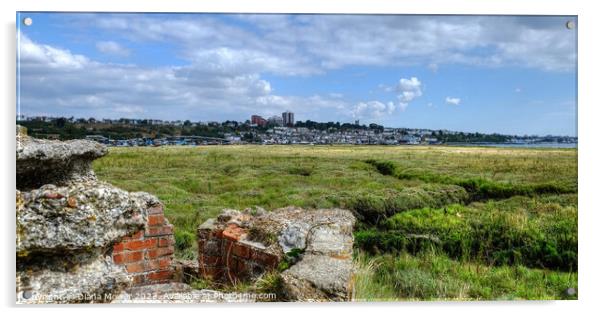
[15,126,159,304]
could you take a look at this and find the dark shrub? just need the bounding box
[365,159,397,175]
[174,230,195,252]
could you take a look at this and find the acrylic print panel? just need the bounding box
[16,12,577,304]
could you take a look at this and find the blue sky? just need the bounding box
[17,13,577,136]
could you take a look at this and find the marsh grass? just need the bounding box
[353,250,577,301]
[365,159,576,200]
[93,145,577,300]
[355,194,577,270]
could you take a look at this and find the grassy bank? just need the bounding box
[356,194,577,270]
[93,145,577,299]
[353,251,577,301]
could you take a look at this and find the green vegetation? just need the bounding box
[174,230,196,260]
[356,195,577,270]
[365,159,575,200]
[354,251,577,301]
[93,144,577,300]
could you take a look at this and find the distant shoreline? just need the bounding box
[446,142,577,149]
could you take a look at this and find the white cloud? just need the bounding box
[96,41,130,57]
[85,14,575,72]
[19,33,89,69]
[18,33,353,122]
[351,101,396,120]
[17,14,577,125]
[188,47,316,76]
[445,97,461,105]
[515,88,522,93]
[396,77,423,110]
[19,34,275,119]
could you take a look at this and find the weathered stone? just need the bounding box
[198,218,217,231]
[17,181,148,255]
[305,222,354,257]
[278,222,310,253]
[15,129,170,304]
[17,252,130,304]
[16,125,108,190]
[281,254,353,301]
[217,209,241,223]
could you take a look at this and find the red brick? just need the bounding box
[147,270,173,281]
[158,257,171,269]
[145,225,173,237]
[227,257,240,273]
[114,251,143,264]
[113,253,124,265]
[147,249,158,259]
[122,230,144,241]
[236,259,248,274]
[148,214,164,226]
[211,229,224,239]
[251,250,279,268]
[232,243,250,259]
[145,258,171,271]
[202,255,221,266]
[125,262,145,273]
[146,259,160,271]
[113,242,125,253]
[147,247,174,259]
[223,224,246,241]
[158,237,174,248]
[124,239,157,251]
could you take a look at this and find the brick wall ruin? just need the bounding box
[198,219,280,283]
[112,200,175,285]
[197,207,356,301]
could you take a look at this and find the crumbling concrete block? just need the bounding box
[16,126,175,303]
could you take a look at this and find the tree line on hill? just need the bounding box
[16,117,574,144]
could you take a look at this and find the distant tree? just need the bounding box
[55,117,67,128]
[369,123,383,132]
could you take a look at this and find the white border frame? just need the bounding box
[2,1,599,316]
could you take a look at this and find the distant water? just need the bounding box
[448,142,577,149]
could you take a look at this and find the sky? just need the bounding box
[17,13,577,136]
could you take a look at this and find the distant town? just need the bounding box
[16,112,577,147]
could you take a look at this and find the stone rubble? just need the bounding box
[198,206,356,301]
